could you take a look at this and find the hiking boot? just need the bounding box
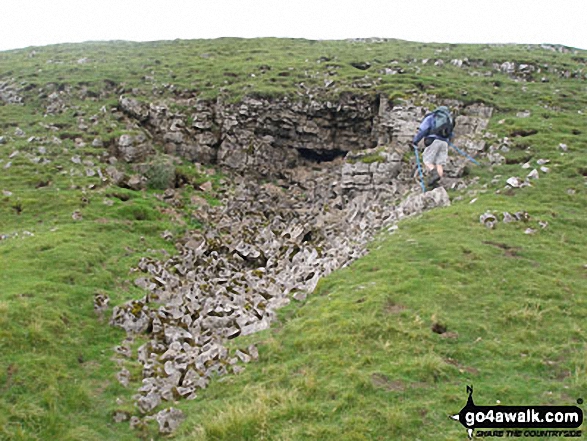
[427,176,442,189]
[426,169,440,187]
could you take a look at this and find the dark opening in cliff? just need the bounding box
[297,147,347,163]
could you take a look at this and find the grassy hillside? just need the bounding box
[1,38,586,440]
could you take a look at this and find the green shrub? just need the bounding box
[143,157,176,190]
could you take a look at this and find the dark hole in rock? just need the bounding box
[59,132,82,140]
[350,61,371,70]
[297,147,346,163]
[103,79,118,88]
[510,129,538,137]
[107,192,131,201]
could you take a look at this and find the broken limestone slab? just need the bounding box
[526,169,539,180]
[502,212,516,223]
[480,212,498,229]
[235,349,252,363]
[506,177,521,188]
[397,187,450,218]
[239,317,270,336]
[137,390,162,413]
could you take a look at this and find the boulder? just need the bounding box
[116,133,154,163]
[148,408,185,434]
[119,96,150,122]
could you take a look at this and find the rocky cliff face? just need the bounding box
[118,93,376,175]
[117,93,492,179]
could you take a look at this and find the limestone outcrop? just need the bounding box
[0,81,24,105]
[117,94,492,179]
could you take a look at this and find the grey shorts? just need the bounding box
[423,139,448,165]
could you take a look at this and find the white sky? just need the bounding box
[1,0,586,52]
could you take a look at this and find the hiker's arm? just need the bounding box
[413,116,432,146]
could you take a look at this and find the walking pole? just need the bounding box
[413,144,427,193]
[448,141,480,166]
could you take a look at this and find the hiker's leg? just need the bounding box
[436,164,444,177]
[435,141,449,178]
[422,142,439,172]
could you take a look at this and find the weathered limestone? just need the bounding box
[116,133,154,163]
[0,81,24,105]
[341,148,403,195]
[116,94,492,184]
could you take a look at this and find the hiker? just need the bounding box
[413,106,455,188]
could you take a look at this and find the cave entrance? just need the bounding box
[297,147,347,163]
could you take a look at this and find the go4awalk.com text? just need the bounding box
[475,429,582,438]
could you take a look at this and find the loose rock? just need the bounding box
[527,169,539,180]
[147,407,185,434]
[480,212,498,229]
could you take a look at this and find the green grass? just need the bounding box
[0,104,218,440]
[169,171,587,440]
[0,37,586,440]
[2,38,586,107]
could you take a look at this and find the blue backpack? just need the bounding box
[428,106,454,139]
